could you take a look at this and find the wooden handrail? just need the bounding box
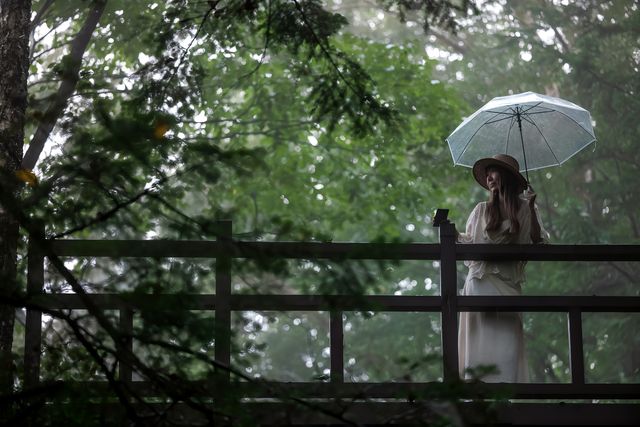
[49,239,640,261]
[25,293,640,312]
[23,219,640,402]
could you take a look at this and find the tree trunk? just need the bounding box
[0,0,31,393]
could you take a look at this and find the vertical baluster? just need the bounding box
[24,225,45,388]
[439,221,459,381]
[215,220,232,387]
[568,309,585,385]
[118,307,133,382]
[330,310,344,383]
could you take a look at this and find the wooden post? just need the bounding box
[439,221,459,382]
[330,310,344,383]
[118,307,133,382]
[24,224,45,388]
[215,220,232,387]
[568,309,585,385]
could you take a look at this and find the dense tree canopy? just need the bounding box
[1,0,638,424]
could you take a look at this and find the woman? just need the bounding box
[457,154,548,383]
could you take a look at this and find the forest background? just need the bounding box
[0,0,638,424]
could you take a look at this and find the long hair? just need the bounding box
[485,167,521,235]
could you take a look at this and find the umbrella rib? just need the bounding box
[453,110,504,163]
[482,115,517,125]
[520,114,537,126]
[522,104,594,136]
[557,137,597,166]
[540,108,596,138]
[520,102,543,114]
[484,109,516,116]
[521,115,561,165]
[520,107,596,165]
[487,103,551,117]
[505,116,516,155]
[521,110,559,116]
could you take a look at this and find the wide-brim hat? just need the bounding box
[472,154,528,191]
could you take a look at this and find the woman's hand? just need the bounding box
[525,186,543,243]
[525,186,537,211]
[528,193,537,212]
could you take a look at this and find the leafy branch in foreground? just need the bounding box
[0,189,364,425]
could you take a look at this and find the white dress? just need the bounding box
[457,199,548,382]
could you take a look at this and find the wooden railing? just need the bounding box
[22,219,640,425]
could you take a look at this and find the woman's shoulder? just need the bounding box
[473,201,487,212]
[468,201,486,220]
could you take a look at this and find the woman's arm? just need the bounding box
[528,193,543,243]
[457,203,482,244]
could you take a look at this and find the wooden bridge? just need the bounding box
[21,219,640,425]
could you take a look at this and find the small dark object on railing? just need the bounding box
[432,208,449,227]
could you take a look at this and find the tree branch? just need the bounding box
[29,0,57,62]
[427,26,468,54]
[0,293,153,423]
[362,0,468,54]
[606,262,636,285]
[30,38,74,63]
[161,1,218,98]
[241,0,272,79]
[51,178,165,239]
[291,0,367,102]
[22,0,107,171]
[30,0,56,31]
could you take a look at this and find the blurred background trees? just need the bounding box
[1,0,638,424]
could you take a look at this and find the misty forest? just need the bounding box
[0,0,638,425]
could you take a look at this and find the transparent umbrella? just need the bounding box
[446,91,596,183]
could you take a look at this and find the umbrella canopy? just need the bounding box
[446,91,596,182]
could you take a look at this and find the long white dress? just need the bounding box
[457,199,548,382]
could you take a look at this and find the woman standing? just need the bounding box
[457,154,548,383]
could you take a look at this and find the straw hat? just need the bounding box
[472,154,528,191]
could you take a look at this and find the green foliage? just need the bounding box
[7,0,639,423]
[378,0,479,33]
[344,311,442,382]
[233,311,331,381]
[583,313,640,383]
